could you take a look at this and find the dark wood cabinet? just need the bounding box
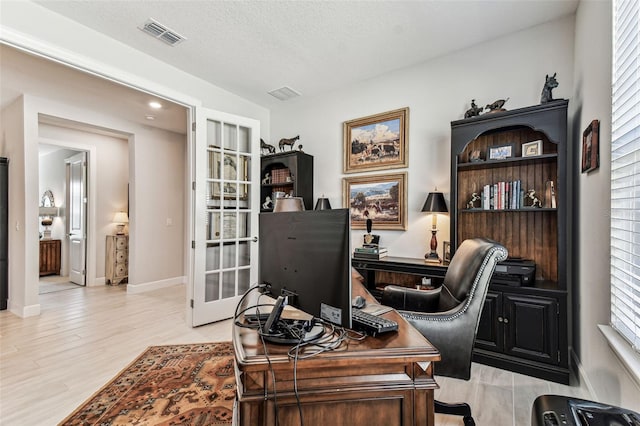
[39,239,61,276]
[260,151,313,212]
[450,100,573,384]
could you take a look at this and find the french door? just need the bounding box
[192,108,260,326]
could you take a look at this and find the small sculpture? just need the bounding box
[297,144,304,152]
[464,99,483,119]
[261,173,270,185]
[541,73,558,103]
[262,196,273,209]
[467,192,481,209]
[469,149,484,162]
[525,189,542,208]
[279,135,300,151]
[260,138,276,155]
[363,211,380,246]
[485,98,509,113]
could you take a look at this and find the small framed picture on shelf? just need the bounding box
[487,143,514,160]
[443,241,451,263]
[522,140,543,157]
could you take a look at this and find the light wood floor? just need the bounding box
[0,284,590,425]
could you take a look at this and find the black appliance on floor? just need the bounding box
[0,157,7,310]
[532,394,640,426]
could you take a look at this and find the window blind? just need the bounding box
[611,0,640,352]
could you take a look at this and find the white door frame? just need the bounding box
[2,29,201,321]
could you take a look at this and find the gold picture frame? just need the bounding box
[343,172,407,230]
[343,107,409,173]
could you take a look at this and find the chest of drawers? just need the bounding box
[106,235,128,285]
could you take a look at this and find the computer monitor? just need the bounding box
[258,208,352,343]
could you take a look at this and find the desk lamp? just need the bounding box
[314,195,332,210]
[421,190,448,263]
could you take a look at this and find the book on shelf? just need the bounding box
[354,246,388,255]
[353,251,388,260]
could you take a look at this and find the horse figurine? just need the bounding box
[464,99,483,119]
[467,192,481,209]
[260,138,276,155]
[485,98,509,112]
[525,189,542,208]
[541,73,558,103]
[279,135,299,151]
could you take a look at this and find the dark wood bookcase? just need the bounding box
[450,100,573,384]
[260,151,313,212]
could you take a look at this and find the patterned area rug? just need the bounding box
[60,342,236,425]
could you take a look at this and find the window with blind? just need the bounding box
[611,0,640,352]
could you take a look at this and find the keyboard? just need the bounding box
[352,308,398,335]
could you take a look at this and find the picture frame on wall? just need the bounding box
[343,172,407,230]
[581,119,600,173]
[343,107,409,173]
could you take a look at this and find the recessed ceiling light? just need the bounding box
[145,115,156,120]
[149,101,162,109]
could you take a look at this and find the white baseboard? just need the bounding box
[8,300,41,318]
[126,276,185,294]
[88,277,106,287]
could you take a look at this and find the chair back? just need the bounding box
[402,238,508,380]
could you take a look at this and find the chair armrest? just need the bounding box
[382,285,441,312]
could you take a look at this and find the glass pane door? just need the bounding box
[193,109,259,326]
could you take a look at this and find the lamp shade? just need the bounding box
[421,191,448,213]
[314,197,332,210]
[38,206,59,217]
[273,197,305,212]
[112,211,129,224]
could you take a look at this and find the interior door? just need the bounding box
[66,152,87,285]
[192,108,260,326]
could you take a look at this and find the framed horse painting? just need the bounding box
[343,108,409,173]
[342,172,407,230]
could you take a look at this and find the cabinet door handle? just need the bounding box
[503,318,509,324]
[497,316,504,323]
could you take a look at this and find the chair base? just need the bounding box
[435,400,475,425]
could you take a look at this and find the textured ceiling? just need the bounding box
[34,0,579,108]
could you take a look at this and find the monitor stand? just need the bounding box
[261,296,325,345]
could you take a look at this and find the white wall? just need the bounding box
[270,16,575,259]
[572,0,640,411]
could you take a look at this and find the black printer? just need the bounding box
[491,258,536,286]
[532,394,640,426]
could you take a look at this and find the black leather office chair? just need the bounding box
[382,237,508,426]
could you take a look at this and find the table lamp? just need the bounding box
[112,211,129,235]
[39,206,59,240]
[421,190,448,263]
[273,196,305,212]
[314,196,332,210]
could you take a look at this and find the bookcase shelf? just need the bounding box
[450,100,573,384]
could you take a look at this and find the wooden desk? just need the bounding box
[233,282,441,426]
[352,256,448,299]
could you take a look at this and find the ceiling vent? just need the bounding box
[268,86,301,101]
[139,18,186,46]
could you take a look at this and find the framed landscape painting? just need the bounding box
[343,107,409,173]
[343,172,407,230]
